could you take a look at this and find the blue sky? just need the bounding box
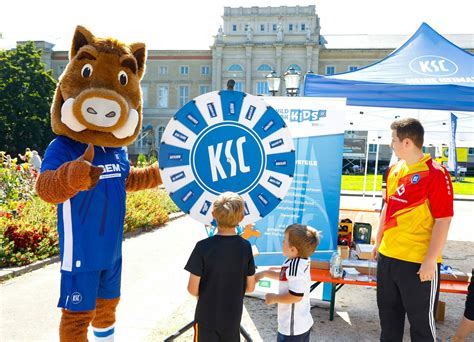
[0,0,472,50]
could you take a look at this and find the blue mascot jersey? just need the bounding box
[41,136,130,273]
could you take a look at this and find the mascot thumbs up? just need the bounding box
[36,26,162,341]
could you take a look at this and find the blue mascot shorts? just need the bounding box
[58,258,122,311]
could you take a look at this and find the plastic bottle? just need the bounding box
[330,249,342,278]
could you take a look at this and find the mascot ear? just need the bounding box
[70,26,95,60]
[130,43,147,79]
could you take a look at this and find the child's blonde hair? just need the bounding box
[285,224,320,258]
[213,192,244,229]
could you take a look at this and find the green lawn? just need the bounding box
[341,175,474,195]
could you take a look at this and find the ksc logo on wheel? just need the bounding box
[192,122,265,195]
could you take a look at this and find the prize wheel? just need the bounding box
[159,90,295,225]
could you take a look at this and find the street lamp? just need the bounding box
[265,70,280,96]
[283,67,302,96]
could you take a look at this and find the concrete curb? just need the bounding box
[0,211,186,283]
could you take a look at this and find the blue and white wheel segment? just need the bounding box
[159,90,295,225]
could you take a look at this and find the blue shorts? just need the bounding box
[58,258,122,311]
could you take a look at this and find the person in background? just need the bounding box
[256,224,320,341]
[372,118,454,341]
[185,192,256,341]
[227,79,236,90]
[452,269,474,341]
[18,148,32,163]
[30,150,42,171]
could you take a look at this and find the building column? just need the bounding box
[274,44,283,94]
[212,45,223,91]
[245,45,253,93]
[312,47,320,75]
[305,44,314,72]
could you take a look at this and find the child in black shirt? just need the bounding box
[185,192,256,341]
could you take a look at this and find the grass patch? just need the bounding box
[341,175,474,195]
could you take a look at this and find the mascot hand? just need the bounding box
[67,144,103,191]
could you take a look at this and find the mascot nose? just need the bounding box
[81,98,122,128]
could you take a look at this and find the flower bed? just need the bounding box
[1,155,180,267]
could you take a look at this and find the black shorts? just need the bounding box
[277,330,310,342]
[193,322,240,342]
[465,271,474,320]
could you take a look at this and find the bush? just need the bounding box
[0,197,58,266]
[0,157,37,210]
[0,152,181,267]
[0,189,180,268]
[124,189,179,233]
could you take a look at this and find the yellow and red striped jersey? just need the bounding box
[379,154,454,264]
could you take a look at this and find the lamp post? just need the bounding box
[283,67,301,96]
[265,70,281,96]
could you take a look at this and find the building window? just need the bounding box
[256,81,269,95]
[326,66,335,75]
[468,148,474,155]
[287,64,302,72]
[257,64,273,72]
[228,64,243,72]
[160,66,168,75]
[199,85,211,95]
[260,24,265,31]
[273,24,277,31]
[201,66,210,75]
[141,85,148,108]
[288,24,293,31]
[180,66,189,75]
[58,65,66,76]
[179,85,189,107]
[301,23,306,31]
[158,85,168,108]
[234,82,243,91]
[157,126,165,146]
[232,24,237,32]
[348,66,358,72]
[369,144,377,153]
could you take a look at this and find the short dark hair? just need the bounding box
[285,224,320,258]
[390,118,424,149]
[227,79,235,90]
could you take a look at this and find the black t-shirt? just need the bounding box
[184,235,256,331]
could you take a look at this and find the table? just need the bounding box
[310,268,469,321]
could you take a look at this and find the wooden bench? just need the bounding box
[310,268,469,321]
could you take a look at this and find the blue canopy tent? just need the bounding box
[304,23,474,112]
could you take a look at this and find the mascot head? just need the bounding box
[51,26,146,147]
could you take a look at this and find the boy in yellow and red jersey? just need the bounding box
[372,118,453,342]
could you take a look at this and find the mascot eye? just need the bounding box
[81,64,93,78]
[118,71,128,86]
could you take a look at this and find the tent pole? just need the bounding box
[373,138,380,203]
[362,134,370,197]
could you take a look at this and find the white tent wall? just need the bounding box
[343,106,474,147]
[341,105,474,198]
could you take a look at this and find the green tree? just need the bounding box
[0,41,56,155]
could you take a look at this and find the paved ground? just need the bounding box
[0,215,206,342]
[1,196,472,341]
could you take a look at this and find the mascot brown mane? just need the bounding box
[36,26,162,341]
[52,26,145,147]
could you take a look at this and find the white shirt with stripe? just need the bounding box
[277,257,313,336]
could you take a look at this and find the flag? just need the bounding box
[447,113,458,174]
